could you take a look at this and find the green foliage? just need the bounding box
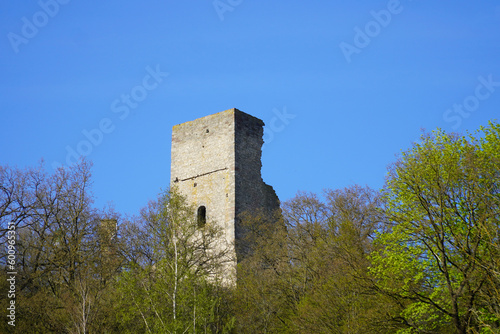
[370,121,500,333]
[0,161,123,333]
[115,187,234,333]
[1,121,498,333]
[234,186,388,334]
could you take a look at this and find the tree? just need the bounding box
[0,160,122,333]
[115,187,234,333]
[287,186,387,334]
[234,187,387,333]
[232,208,289,333]
[370,122,500,333]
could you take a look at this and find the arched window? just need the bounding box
[197,206,206,228]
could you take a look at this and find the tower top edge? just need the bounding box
[172,108,264,131]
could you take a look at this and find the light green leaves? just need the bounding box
[371,122,500,333]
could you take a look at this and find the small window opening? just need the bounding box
[197,206,206,228]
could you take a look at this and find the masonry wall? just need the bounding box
[234,111,280,243]
[170,108,280,280]
[171,110,236,249]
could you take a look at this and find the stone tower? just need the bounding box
[170,108,279,280]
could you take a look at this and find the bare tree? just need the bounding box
[0,160,123,333]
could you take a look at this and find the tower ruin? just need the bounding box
[170,108,279,281]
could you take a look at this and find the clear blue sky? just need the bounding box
[1,1,499,216]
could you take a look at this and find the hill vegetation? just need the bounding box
[1,121,499,333]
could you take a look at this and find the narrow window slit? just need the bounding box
[197,206,206,228]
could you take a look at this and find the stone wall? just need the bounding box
[234,110,280,244]
[171,110,236,248]
[170,108,279,281]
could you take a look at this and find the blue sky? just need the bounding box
[1,1,499,216]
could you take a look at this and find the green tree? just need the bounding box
[232,208,289,333]
[116,187,234,333]
[287,186,387,334]
[234,187,387,333]
[0,161,122,333]
[370,122,500,333]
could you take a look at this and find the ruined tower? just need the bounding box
[170,108,279,280]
